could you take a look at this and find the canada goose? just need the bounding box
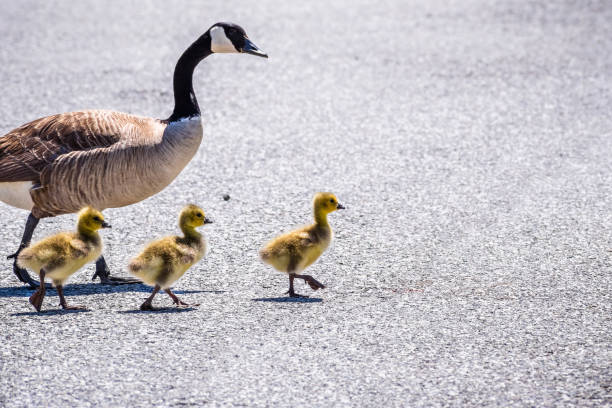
[128,204,212,310]
[0,22,267,288]
[260,192,345,298]
[18,207,110,312]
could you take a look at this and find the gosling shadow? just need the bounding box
[174,289,226,295]
[252,297,323,303]
[117,307,197,314]
[11,309,91,317]
[0,284,219,298]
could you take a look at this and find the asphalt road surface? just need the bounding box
[0,1,610,407]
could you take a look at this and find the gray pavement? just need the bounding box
[0,0,611,406]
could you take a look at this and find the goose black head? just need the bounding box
[209,22,268,58]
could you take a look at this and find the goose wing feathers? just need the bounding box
[0,111,125,182]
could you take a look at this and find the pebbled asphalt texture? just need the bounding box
[0,1,611,407]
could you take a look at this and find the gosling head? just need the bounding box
[77,207,111,233]
[313,192,346,215]
[179,204,213,229]
[208,22,268,58]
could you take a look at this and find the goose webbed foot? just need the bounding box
[96,274,142,285]
[92,256,141,285]
[12,261,51,289]
[10,212,44,288]
[8,249,50,289]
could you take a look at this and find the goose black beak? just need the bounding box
[101,221,112,228]
[241,38,268,58]
[337,203,346,210]
[204,217,214,224]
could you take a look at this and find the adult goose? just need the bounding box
[0,22,267,287]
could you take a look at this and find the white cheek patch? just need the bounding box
[210,26,238,53]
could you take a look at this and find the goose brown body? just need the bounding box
[0,110,202,218]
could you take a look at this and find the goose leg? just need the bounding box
[140,285,161,310]
[165,288,199,307]
[7,213,49,288]
[294,274,326,291]
[92,256,141,285]
[29,269,46,312]
[286,274,308,298]
[56,284,86,310]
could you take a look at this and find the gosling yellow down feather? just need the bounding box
[17,207,110,311]
[128,204,212,310]
[260,192,345,297]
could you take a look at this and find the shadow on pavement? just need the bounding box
[11,309,91,317]
[252,297,323,303]
[175,289,226,294]
[117,307,196,314]
[0,286,220,298]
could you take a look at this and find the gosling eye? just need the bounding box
[196,213,203,218]
[329,199,335,204]
[93,216,101,222]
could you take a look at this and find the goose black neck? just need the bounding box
[166,32,212,122]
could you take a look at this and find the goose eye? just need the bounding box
[329,199,335,204]
[196,213,203,218]
[93,216,101,221]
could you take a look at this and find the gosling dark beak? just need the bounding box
[101,221,111,228]
[241,38,268,58]
[337,203,346,210]
[204,217,214,224]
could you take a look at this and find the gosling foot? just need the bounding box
[140,301,156,311]
[61,303,87,311]
[286,290,309,298]
[165,289,198,307]
[29,289,45,312]
[175,300,200,307]
[297,274,326,291]
[56,285,86,311]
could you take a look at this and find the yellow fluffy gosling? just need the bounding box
[128,204,212,310]
[260,192,345,297]
[17,207,110,311]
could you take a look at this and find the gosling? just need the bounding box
[128,204,212,310]
[18,207,110,312]
[260,192,345,298]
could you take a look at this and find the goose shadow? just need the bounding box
[11,309,91,317]
[117,307,197,314]
[252,297,323,303]
[0,285,223,298]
